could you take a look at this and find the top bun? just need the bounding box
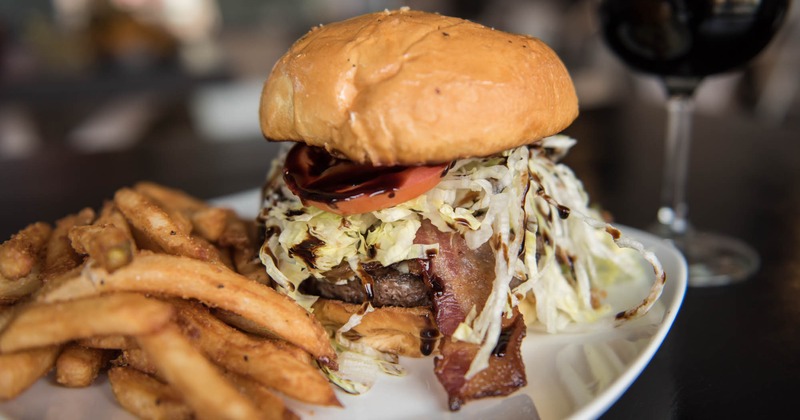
[260,8,578,166]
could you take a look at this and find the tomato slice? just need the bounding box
[283,144,450,215]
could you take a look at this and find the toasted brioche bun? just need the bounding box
[260,9,578,166]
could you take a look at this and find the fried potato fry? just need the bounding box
[77,335,138,350]
[0,345,61,400]
[0,306,14,331]
[217,213,250,251]
[0,293,174,353]
[172,299,339,406]
[40,254,336,366]
[0,264,42,304]
[223,370,299,420]
[69,224,134,272]
[55,343,112,388]
[44,208,95,279]
[0,222,51,280]
[114,188,223,264]
[136,324,262,420]
[191,207,230,242]
[108,366,193,420]
[134,181,208,214]
[95,201,137,245]
[115,348,159,377]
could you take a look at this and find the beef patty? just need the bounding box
[299,262,431,307]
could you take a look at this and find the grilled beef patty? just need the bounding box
[299,262,431,307]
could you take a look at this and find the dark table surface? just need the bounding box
[1,98,798,418]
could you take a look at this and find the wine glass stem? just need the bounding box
[657,94,694,238]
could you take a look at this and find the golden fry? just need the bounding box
[0,345,61,400]
[191,207,230,242]
[55,343,112,388]
[0,222,51,280]
[0,264,42,304]
[136,324,262,420]
[108,366,193,420]
[218,213,250,250]
[69,224,134,272]
[95,201,137,245]
[77,335,138,350]
[134,181,208,214]
[39,254,336,366]
[223,370,299,420]
[114,188,223,264]
[115,348,159,377]
[172,300,339,406]
[44,208,95,279]
[0,293,174,353]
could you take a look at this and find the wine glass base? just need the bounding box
[673,231,760,287]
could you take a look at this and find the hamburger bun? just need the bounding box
[260,8,578,166]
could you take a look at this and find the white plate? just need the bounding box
[0,189,687,420]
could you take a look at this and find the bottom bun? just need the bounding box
[312,299,439,358]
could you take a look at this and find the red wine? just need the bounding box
[599,0,789,79]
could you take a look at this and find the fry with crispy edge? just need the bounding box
[69,224,134,272]
[0,222,51,280]
[0,263,42,304]
[134,181,208,214]
[43,208,94,279]
[114,188,223,264]
[38,253,336,367]
[172,299,340,406]
[191,207,230,242]
[0,293,174,353]
[0,345,62,400]
[55,343,113,387]
[223,370,300,420]
[77,335,138,350]
[115,348,158,377]
[136,323,262,420]
[108,366,193,420]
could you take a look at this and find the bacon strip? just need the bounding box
[413,221,526,410]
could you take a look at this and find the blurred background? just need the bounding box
[2,2,800,418]
[0,0,798,239]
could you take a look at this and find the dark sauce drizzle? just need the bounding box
[283,144,448,207]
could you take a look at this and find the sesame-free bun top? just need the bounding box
[260,9,578,166]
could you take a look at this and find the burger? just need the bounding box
[256,8,665,410]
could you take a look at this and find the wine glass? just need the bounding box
[597,0,791,286]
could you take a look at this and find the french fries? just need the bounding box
[171,299,340,406]
[0,182,341,419]
[55,343,112,388]
[38,253,336,365]
[43,208,95,279]
[108,367,193,420]
[69,224,134,272]
[77,335,138,350]
[0,345,61,400]
[0,293,174,353]
[223,370,300,420]
[0,264,42,304]
[136,324,263,420]
[0,222,51,280]
[114,188,224,265]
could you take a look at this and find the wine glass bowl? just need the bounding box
[597,0,791,286]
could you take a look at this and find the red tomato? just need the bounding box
[282,144,450,215]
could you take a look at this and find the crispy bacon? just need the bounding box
[413,221,527,410]
[434,311,527,410]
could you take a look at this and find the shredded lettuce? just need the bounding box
[259,136,665,380]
